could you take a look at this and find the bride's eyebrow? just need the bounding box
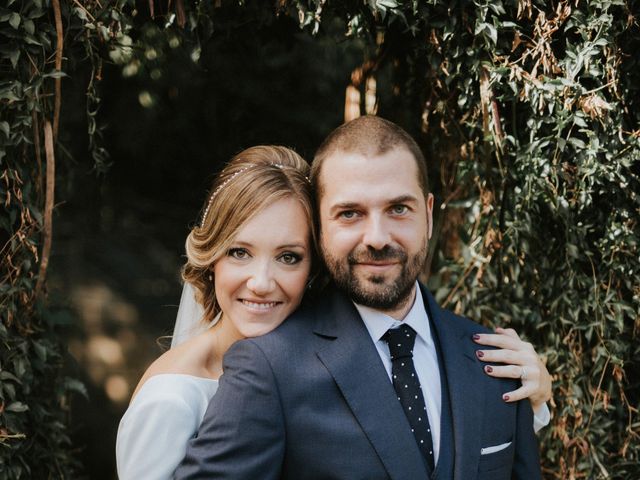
[230,241,307,250]
[276,243,307,250]
[229,241,252,247]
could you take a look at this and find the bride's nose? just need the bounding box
[246,262,276,295]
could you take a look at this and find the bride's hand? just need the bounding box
[473,327,552,412]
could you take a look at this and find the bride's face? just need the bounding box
[213,196,312,338]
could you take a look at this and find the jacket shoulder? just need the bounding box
[440,307,493,334]
[420,284,493,335]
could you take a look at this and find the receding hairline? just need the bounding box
[310,116,430,199]
[312,144,426,200]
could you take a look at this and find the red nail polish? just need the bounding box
[476,350,484,358]
[503,394,509,401]
[485,366,493,373]
[473,334,480,341]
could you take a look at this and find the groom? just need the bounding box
[174,116,541,479]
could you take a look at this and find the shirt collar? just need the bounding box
[354,281,432,344]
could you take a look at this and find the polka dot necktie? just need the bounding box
[384,324,435,472]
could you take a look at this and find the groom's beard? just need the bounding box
[322,241,427,311]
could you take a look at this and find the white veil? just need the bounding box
[170,282,209,348]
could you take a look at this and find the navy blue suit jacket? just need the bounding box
[174,284,541,479]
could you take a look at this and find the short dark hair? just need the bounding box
[310,115,430,199]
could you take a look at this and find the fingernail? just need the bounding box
[472,334,480,341]
[503,394,509,401]
[485,365,493,373]
[476,350,484,358]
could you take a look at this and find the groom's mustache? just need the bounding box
[348,246,408,265]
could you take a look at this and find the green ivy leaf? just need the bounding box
[63,378,89,400]
[377,0,399,8]
[9,12,20,29]
[0,121,9,138]
[6,402,29,413]
[0,371,22,384]
[8,47,19,68]
[23,19,34,34]
[33,341,47,362]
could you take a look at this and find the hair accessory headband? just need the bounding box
[200,163,309,227]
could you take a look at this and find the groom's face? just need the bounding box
[318,147,434,315]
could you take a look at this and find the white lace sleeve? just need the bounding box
[116,377,204,480]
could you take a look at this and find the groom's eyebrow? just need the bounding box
[329,201,360,214]
[388,195,419,205]
[329,196,418,214]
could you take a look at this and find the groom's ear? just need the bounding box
[425,193,434,239]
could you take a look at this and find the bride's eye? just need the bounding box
[278,252,302,265]
[228,248,249,260]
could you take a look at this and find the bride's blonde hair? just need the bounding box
[182,146,314,325]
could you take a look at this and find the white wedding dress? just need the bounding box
[115,374,218,480]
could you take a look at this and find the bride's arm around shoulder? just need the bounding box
[116,338,218,480]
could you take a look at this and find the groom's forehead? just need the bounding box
[316,147,420,195]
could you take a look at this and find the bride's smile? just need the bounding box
[239,299,281,310]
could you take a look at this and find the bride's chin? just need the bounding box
[238,321,285,339]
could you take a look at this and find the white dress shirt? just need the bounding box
[355,283,443,462]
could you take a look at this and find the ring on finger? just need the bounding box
[520,366,527,381]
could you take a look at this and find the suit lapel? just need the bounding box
[421,285,484,480]
[313,289,428,480]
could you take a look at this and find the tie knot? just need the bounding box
[384,324,417,360]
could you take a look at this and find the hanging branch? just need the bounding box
[32,111,42,195]
[176,0,186,27]
[52,0,63,139]
[34,121,55,298]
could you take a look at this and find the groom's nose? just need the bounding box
[361,214,392,250]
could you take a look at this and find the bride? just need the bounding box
[115,145,552,479]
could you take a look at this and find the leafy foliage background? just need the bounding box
[1,0,638,478]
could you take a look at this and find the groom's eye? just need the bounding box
[390,204,409,215]
[339,210,358,220]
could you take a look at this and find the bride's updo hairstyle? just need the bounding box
[182,145,314,326]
